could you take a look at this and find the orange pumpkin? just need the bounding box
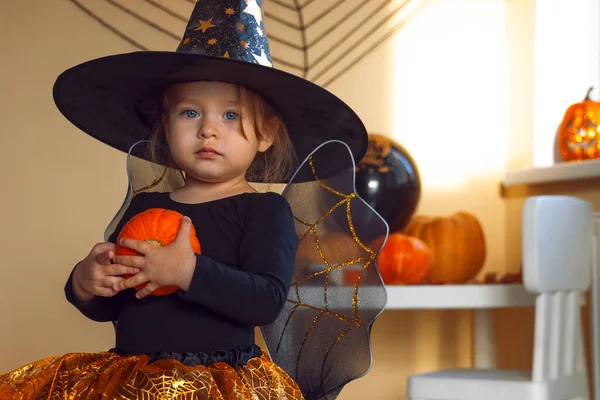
[116,208,202,296]
[369,233,432,285]
[557,87,600,162]
[404,212,486,283]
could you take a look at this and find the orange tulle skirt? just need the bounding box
[0,349,304,399]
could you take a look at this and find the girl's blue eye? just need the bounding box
[183,109,199,118]
[224,111,239,121]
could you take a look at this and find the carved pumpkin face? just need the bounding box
[116,208,202,296]
[558,87,600,161]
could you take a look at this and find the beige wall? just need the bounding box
[1,1,593,399]
[1,0,135,365]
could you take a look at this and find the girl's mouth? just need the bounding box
[196,147,221,158]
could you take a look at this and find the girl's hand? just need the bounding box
[112,216,197,299]
[72,242,141,302]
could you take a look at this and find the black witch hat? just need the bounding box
[52,0,368,182]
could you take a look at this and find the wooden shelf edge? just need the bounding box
[382,284,536,310]
[503,159,600,187]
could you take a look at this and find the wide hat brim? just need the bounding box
[53,51,368,183]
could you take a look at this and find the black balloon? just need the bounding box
[354,133,421,232]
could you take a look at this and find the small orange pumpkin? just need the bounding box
[369,233,432,285]
[557,87,600,161]
[116,208,202,296]
[404,212,486,283]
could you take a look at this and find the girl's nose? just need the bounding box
[199,118,219,139]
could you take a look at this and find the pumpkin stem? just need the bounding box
[144,239,163,248]
[585,87,594,100]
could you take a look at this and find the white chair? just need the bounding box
[407,195,593,400]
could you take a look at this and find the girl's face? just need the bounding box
[164,81,273,184]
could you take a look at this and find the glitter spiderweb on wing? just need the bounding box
[261,140,389,400]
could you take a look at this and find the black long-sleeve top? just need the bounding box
[64,191,298,355]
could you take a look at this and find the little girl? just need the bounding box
[66,79,303,399]
[0,1,386,399]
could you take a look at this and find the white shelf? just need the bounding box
[302,284,583,310]
[503,159,600,186]
[383,284,536,310]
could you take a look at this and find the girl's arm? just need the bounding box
[64,263,125,322]
[64,194,148,322]
[178,193,297,326]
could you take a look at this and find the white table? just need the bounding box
[382,284,537,368]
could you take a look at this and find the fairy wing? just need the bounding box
[260,140,389,400]
[104,139,389,399]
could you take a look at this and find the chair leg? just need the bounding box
[592,223,600,400]
[579,318,591,400]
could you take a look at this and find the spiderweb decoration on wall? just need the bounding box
[66,0,429,87]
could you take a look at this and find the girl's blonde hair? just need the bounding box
[147,84,297,183]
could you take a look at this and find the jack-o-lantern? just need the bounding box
[116,208,202,296]
[557,87,600,162]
